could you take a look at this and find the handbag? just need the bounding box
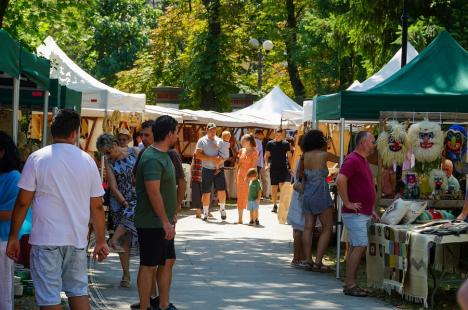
[292,155,304,193]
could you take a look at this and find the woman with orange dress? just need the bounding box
[236,134,259,224]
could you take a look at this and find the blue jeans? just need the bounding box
[30,245,88,306]
[341,213,371,247]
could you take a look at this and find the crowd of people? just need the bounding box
[1,109,468,309]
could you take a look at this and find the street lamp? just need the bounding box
[248,38,274,92]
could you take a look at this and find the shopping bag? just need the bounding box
[278,182,294,224]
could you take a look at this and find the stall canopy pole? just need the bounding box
[12,78,21,144]
[42,92,49,147]
[335,117,345,279]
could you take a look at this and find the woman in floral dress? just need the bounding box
[96,133,139,287]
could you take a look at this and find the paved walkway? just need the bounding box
[89,205,395,310]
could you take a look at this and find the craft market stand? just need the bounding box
[314,31,468,302]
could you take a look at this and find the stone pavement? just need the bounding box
[89,205,395,310]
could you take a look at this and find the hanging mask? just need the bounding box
[377,120,409,167]
[444,125,467,172]
[429,169,448,192]
[408,120,444,162]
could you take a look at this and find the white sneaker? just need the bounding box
[220,210,227,220]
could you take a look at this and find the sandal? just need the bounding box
[120,275,131,288]
[343,285,368,297]
[312,263,334,273]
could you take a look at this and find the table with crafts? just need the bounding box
[366,221,468,308]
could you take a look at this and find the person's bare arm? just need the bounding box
[0,210,12,221]
[264,151,271,169]
[105,159,128,207]
[195,148,219,163]
[6,190,34,261]
[457,199,468,221]
[287,150,293,171]
[336,173,361,212]
[90,196,109,262]
[145,180,175,240]
[176,177,187,213]
[458,279,468,310]
[327,152,340,163]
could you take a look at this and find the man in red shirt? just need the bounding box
[337,131,380,297]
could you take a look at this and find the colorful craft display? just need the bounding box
[408,120,444,163]
[377,120,409,167]
[444,124,467,173]
[428,169,448,199]
[403,172,420,199]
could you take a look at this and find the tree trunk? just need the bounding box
[200,0,221,110]
[0,0,10,29]
[285,0,305,104]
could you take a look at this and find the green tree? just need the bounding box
[92,0,160,84]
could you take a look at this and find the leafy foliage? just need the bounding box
[2,0,467,110]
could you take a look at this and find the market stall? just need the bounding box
[0,29,52,151]
[314,30,468,298]
[37,36,145,153]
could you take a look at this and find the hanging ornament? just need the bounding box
[408,120,444,163]
[444,124,467,174]
[403,172,420,199]
[377,120,409,167]
[428,169,448,199]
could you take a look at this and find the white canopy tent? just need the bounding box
[37,36,145,115]
[347,43,418,91]
[231,86,303,128]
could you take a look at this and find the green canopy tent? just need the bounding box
[0,29,51,145]
[0,29,21,143]
[314,31,468,278]
[316,31,468,121]
[60,85,82,111]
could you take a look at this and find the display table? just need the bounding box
[366,222,468,308]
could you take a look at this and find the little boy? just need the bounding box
[215,131,231,175]
[247,168,262,226]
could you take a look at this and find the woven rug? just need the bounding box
[367,224,409,293]
[404,231,432,307]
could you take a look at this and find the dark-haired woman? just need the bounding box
[0,131,32,309]
[300,130,339,271]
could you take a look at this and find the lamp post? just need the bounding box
[248,38,274,92]
[401,0,409,68]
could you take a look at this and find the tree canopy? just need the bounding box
[1,0,466,110]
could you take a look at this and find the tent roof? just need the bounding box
[233,86,303,127]
[347,43,418,91]
[317,31,468,121]
[0,30,50,89]
[0,29,20,78]
[37,36,145,112]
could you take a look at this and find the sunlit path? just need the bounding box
[89,205,394,310]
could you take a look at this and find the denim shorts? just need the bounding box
[30,245,88,306]
[247,201,259,211]
[341,213,371,247]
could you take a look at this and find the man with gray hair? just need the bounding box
[336,131,380,297]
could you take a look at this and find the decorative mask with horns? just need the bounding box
[377,120,409,167]
[408,120,444,162]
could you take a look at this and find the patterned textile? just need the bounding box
[191,154,202,182]
[367,223,468,308]
[109,148,138,248]
[367,224,409,294]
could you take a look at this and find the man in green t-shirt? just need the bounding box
[135,115,178,310]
